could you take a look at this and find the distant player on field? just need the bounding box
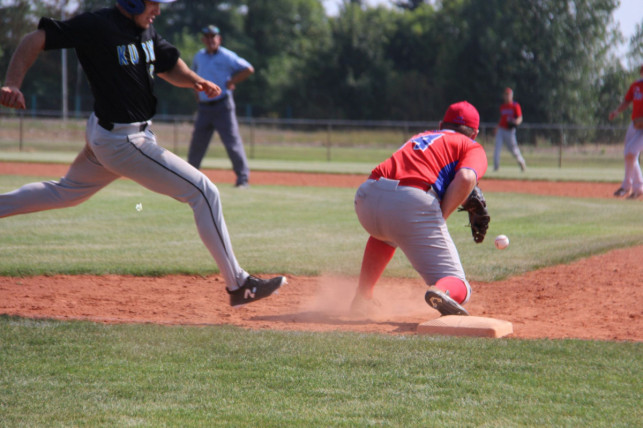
[609,65,643,200]
[187,25,254,188]
[0,0,285,306]
[494,87,526,172]
[351,101,489,317]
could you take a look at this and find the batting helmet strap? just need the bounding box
[117,0,177,15]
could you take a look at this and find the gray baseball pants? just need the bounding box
[188,94,249,185]
[621,122,643,192]
[494,127,525,170]
[354,178,471,303]
[0,113,249,289]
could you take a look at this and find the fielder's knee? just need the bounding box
[434,276,471,304]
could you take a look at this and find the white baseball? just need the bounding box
[494,234,509,250]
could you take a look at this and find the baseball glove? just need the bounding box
[458,186,490,243]
[506,120,517,129]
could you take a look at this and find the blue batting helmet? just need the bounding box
[117,0,176,15]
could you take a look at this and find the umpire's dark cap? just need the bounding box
[201,25,221,35]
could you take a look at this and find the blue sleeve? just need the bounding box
[228,51,252,73]
[192,52,199,73]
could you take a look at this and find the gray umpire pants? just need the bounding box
[0,114,249,289]
[494,127,525,170]
[188,94,250,185]
[354,178,471,303]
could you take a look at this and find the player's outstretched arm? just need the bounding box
[440,168,477,220]
[609,99,631,121]
[158,58,221,99]
[0,30,46,109]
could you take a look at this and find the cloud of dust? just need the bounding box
[302,275,434,321]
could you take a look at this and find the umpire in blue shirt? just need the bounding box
[188,25,254,187]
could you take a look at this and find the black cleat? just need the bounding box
[613,187,630,197]
[425,286,469,316]
[228,275,286,307]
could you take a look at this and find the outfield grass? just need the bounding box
[0,316,641,427]
[1,172,641,427]
[0,147,626,182]
[0,176,641,280]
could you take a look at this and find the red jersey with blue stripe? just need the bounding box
[498,102,522,129]
[625,79,643,120]
[371,130,488,199]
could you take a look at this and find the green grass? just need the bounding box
[1,168,641,426]
[0,316,640,427]
[0,175,641,280]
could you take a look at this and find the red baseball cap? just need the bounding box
[442,101,480,130]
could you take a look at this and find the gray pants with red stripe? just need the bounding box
[0,113,248,289]
[354,178,471,303]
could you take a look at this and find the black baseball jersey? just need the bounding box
[38,7,180,123]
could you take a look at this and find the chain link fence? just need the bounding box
[0,110,629,168]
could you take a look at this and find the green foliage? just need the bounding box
[0,0,637,122]
[1,317,641,426]
[627,19,643,68]
[244,0,331,116]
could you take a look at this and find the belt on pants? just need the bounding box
[98,118,149,133]
[200,94,228,107]
[368,173,432,192]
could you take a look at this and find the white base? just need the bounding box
[417,315,513,338]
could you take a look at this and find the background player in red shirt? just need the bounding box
[609,65,643,200]
[351,101,488,317]
[494,87,526,172]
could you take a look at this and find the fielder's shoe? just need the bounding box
[228,275,286,307]
[626,191,643,200]
[519,160,527,172]
[613,187,631,197]
[349,293,381,317]
[425,286,469,316]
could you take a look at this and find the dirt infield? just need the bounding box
[1,161,641,341]
[1,245,641,341]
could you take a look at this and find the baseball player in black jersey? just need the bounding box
[0,0,285,306]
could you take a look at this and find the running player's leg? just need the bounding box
[214,97,249,186]
[187,105,216,170]
[493,130,503,170]
[0,144,119,218]
[88,118,247,289]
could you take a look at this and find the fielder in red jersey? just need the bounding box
[494,87,526,171]
[624,79,643,121]
[498,99,522,130]
[352,101,488,316]
[609,65,643,199]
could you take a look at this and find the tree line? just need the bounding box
[1,0,642,125]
